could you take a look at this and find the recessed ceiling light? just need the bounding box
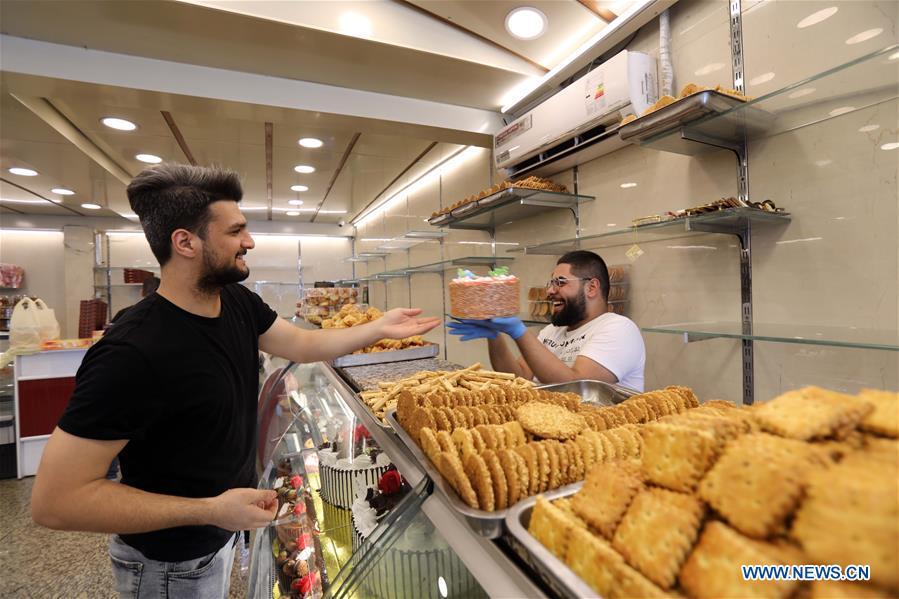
[694,63,725,76]
[749,72,775,86]
[788,87,816,99]
[100,117,137,131]
[858,124,880,133]
[290,185,309,192]
[294,165,316,174]
[796,7,838,28]
[620,182,638,189]
[51,188,75,195]
[890,51,899,61]
[8,167,38,176]
[286,211,301,216]
[288,199,304,206]
[81,203,102,210]
[881,142,899,151]
[135,153,162,164]
[505,7,548,40]
[829,106,855,117]
[298,138,323,148]
[845,28,883,45]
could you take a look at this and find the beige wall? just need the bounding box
[0,230,67,334]
[354,0,899,401]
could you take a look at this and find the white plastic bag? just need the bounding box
[34,298,60,341]
[9,298,42,351]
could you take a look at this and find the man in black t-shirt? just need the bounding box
[31,164,440,598]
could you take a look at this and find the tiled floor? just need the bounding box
[0,476,248,598]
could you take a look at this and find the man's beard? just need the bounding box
[551,289,588,327]
[197,246,250,294]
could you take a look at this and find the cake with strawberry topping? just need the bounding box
[449,267,520,320]
[317,425,391,509]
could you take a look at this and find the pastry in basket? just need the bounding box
[449,267,519,320]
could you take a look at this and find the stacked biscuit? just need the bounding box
[398,383,700,511]
[529,386,898,598]
[430,175,568,220]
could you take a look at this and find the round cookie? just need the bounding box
[497,449,521,506]
[481,450,509,510]
[516,401,587,440]
[463,453,495,511]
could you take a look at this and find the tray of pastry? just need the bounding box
[384,378,638,538]
[504,483,596,599]
[331,342,439,368]
[619,88,762,145]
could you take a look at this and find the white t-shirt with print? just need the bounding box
[537,312,646,392]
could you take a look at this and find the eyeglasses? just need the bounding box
[546,277,594,290]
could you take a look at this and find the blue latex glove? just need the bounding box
[447,317,527,341]
[446,319,497,341]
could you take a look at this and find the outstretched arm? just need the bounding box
[32,428,278,534]
[260,308,441,364]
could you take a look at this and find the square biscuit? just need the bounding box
[753,386,874,440]
[857,388,898,438]
[529,495,578,559]
[640,423,722,493]
[699,433,815,538]
[792,457,898,590]
[572,461,644,539]
[564,523,624,597]
[679,521,799,599]
[612,488,705,588]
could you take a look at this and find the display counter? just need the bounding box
[249,357,547,599]
[13,348,87,478]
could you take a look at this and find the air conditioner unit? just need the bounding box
[494,50,658,172]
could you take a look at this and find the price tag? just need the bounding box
[626,244,644,262]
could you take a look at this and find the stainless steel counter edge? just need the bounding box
[421,492,548,599]
[319,362,427,487]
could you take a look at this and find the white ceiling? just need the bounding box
[0,0,645,225]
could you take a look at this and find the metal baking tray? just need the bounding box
[330,343,439,368]
[504,483,599,599]
[450,201,480,218]
[428,213,451,226]
[619,90,759,145]
[537,379,636,406]
[384,380,635,538]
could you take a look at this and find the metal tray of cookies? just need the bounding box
[385,407,511,538]
[537,379,636,406]
[383,380,632,538]
[330,343,438,368]
[618,90,748,143]
[504,483,599,599]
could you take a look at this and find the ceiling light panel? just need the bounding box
[8,167,38,176]
[101,117,137,131]
[505,7,548,40]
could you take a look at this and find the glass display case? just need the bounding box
[248,359,518,599]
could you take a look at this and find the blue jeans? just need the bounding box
[108,533,237,599]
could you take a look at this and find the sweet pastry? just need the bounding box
[449,267,519,320]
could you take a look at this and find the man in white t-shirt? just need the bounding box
[447,250,646,391]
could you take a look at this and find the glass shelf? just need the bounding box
[514,207,790,255]
[632,44,899,155]
[429,188,594,231]
[363,256,515,280]
[343,253,388,263]
[641,321,899,351]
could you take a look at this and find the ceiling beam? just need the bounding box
[393,0,550,73]
[264,122,273,221]
[0,177,86,216]
[311,133,360,223]
[0,204,25,215]
[160,111,197,166]
[577,0,618,22]
[349,141,438,224]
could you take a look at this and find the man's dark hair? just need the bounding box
[557,250,610,302]
[126,164,243,265]
[141,276,160,297]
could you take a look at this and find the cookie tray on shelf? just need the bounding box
[330,343,439,368]
[504,483,597,599]
[384,380,634,538]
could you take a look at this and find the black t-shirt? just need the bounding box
[58,284,278,562]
